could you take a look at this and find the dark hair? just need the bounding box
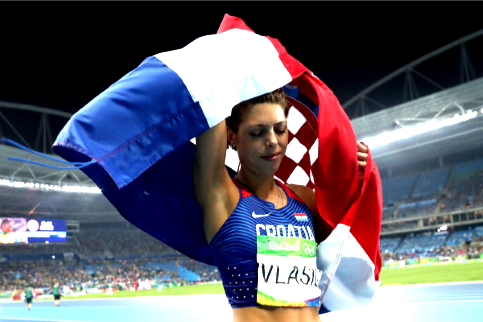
[226,88,289,150]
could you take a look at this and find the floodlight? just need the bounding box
[0,178,101,194]
[361,109,478,148]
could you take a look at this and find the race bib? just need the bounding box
[256,235,322,307]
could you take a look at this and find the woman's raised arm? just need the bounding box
[193,120,239,244]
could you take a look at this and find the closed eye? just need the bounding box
[275,128,287,135]
[249,122,287,137]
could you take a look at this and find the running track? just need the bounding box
[0,282,482,322]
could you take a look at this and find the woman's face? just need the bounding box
[231,103,288,176]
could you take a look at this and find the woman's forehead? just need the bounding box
[242,103,286,125]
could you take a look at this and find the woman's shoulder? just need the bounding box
[286,183,317,215]
[286,183,312,195]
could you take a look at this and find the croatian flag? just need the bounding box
[294,213,308,221]
[52,14,382,313]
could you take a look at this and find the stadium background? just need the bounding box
[0,1,482,315]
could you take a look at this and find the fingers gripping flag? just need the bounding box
[52,14,382,313]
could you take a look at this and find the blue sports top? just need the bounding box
[209,178,317,308]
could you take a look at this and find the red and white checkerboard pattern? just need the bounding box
[275,97,318,189]
[224,96,319,189]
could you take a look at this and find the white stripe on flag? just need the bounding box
[155,28,293,128]
[317,224,377,311]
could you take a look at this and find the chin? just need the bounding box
[264,161,283,176]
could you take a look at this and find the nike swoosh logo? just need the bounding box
[252,212,271,218]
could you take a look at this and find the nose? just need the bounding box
[266,129,278,148]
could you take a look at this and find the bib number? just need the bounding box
[256,235,322,307]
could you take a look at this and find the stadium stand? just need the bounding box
[380,237,402,253]
[379,158,483,222]
[381,175,418,205]
[75,231,109,259]
[396,233,448,256]
[411,168,450,200]
[475,226,483,238]
[397,199,438,218]
[442,159,483,211]
[382,206,396,220]
[376,157,483,267]
[445,229,478,247]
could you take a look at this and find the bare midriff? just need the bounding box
[232,305,321,322]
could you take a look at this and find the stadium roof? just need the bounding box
[352,77,483,170]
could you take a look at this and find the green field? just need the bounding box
[37,283,225,301]
[379,260,483,286]
[34,261,483,301]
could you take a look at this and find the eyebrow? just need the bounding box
[248,121,287,128]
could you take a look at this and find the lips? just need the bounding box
[261,152,281,161]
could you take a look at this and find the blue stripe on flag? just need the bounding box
[52,56,221,264]
[58,140,227,265]
[54,56,209,189]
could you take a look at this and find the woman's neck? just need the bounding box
[237,170,273,192]
[235,170,282,207]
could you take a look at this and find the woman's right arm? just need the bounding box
[193,120,239,244]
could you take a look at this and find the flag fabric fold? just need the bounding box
[52,14,382,313]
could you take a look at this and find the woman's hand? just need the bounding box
[357,141,368,182]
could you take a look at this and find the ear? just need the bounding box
[226,126,237,150]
